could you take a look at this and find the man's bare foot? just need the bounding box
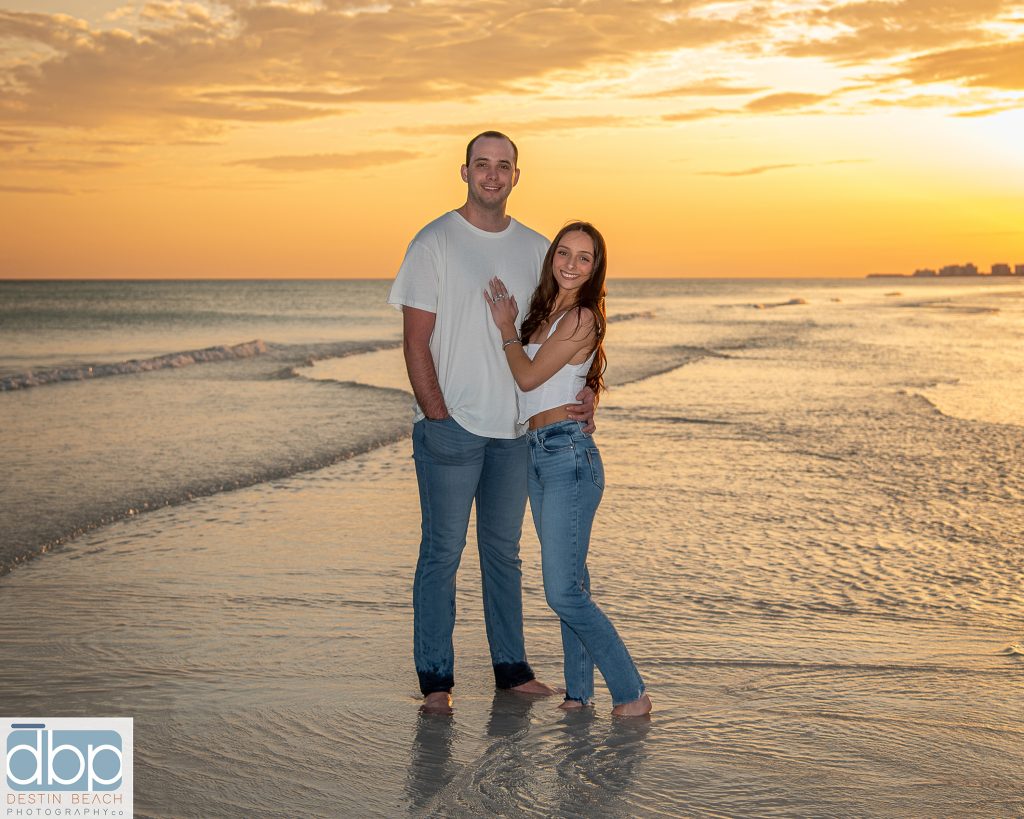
[611,693,652,717]
[420,692,453,715]
[510,678,560,696]
[557,699,589,710]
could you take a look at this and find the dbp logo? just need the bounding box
[3,719,132,802]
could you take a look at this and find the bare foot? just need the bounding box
[510,678,560,696]
[420,692,453,715]
[611,693,652,717]
[557,699,590,710]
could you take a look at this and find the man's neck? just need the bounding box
[455,202,511,233]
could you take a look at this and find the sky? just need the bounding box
[1,0,1022,279]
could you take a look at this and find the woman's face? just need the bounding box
[551,230,595,296]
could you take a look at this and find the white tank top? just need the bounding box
[516,311,596,423]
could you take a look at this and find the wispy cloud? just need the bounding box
[0,183,74,194]
[391,115,632,139]
[227,150,422,172]
[953,103,1021,116]
[781,0,1015,61]
[898,39,1024,89]
[661,108,734,122]
[698,159,868,177]
[698,163,801,177]
[745,92,830,113]
[636,79,766,98]
[1,158,129,172]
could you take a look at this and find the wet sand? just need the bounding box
[2,419,1021,817]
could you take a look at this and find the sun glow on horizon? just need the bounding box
[1,0,1022,279]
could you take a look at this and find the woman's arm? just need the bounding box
[485,277,596,392]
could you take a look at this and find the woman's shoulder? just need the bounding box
[552,305,598,340]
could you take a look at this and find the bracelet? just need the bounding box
[502,338,522,349]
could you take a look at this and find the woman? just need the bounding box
[485,221,652,717]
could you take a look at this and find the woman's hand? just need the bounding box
[484,276,519,335]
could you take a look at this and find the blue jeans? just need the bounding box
[412,417,535,696]
[527,420,645,706]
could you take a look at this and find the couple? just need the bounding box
[387,131,651,718]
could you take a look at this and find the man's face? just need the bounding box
[461,136,520,211]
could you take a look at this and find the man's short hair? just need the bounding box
[465,131,518,167]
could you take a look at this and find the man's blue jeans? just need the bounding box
[527,420,645,706]
[412,416,535,696]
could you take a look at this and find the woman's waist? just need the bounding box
[526,406,585,430]
[526,417,592,442]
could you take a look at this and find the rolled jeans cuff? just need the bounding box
[418,669,454,697]
[493,661,534,689]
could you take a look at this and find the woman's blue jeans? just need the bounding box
[412,417,535,696]
[527,420,645,706]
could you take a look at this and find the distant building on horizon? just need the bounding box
[939,263,979,276]
[872,260,1024,278]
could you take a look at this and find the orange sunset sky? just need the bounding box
[1,0,1022,279]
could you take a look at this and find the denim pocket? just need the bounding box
[585,447,604,489]
[540,432,574,453]
[415,416,476,465]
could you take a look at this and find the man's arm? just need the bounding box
[566,385,596,434]
[402,306,449,420]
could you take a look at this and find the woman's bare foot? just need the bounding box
[557,698,590,710]
[420,692,453,715]
[611,693,652,717]
[510,678,560,696]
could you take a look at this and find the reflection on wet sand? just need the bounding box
[406,690,650,816]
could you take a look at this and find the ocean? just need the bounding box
[1,277,1021,817]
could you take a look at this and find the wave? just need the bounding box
[750,297,808,309]
[608,310,655,322]
[897,299,1000,315]
[0,413,410,578]
[1,339,270,391]
[613,345,730,387]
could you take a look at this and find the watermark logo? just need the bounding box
[3,718,132,816]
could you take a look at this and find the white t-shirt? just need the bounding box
[388,210,549,438]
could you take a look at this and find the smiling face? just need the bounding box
[460,135,520,212]
[551,230,595,296]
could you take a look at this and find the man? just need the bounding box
[388,131,594,713]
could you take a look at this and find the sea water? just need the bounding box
[0,277,1021,817]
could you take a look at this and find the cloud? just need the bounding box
[661,108,734,122]
[0,0,1017,147]
[745,92,831,113]
[227,149,422,172]
[199,89,358,104]
[0,158,129,172]
[0,183,74,194]
[898,39,1024,89]
[953,103,1022,116]
[391,115,631,139]
[698,163,801,177]
[697,158,868,176]
[781,0,1015,61]
[636,79,766,98]
[0,2,765,134]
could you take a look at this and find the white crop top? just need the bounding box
[517,311,596,423]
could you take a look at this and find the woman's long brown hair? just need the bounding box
[520,221,608,400]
